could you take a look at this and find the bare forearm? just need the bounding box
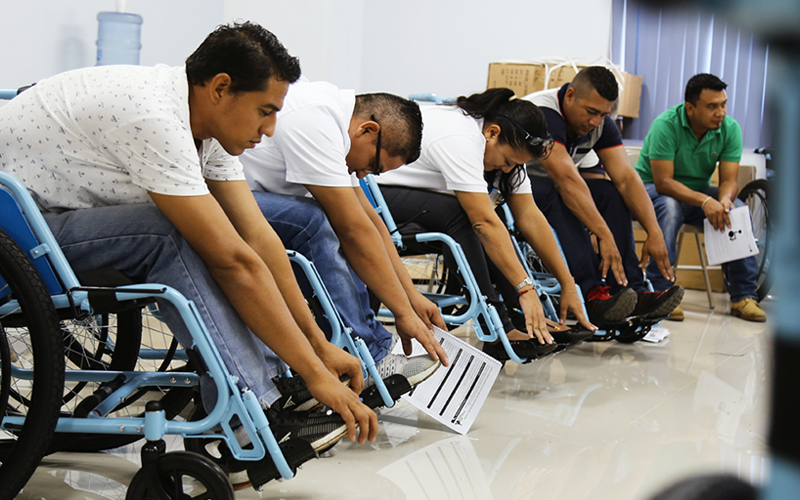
[655,177,710,206]
[555,175,615,241]
[208,261,328,381]
[717,180,738,202]
[473,218,529,287]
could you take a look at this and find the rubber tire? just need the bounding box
[125,451,234,500]
[0,228,65,500]
[737,179,772,301]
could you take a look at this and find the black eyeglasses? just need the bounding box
[496,114,553,149]
[370,114,384,176]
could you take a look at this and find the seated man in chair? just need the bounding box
[522,66,684,326]
[635,73,765,322]
[0,22,378,470]
[239,80,448,391]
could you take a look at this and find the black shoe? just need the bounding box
[266,406,348,453]
[631,286,685,319]
[548,324,595,344]
[482,338,558,362]
[272,374,350,412]
[585,286,637,324]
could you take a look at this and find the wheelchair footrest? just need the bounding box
[246,438,316,490]
[359,374,412,409]
[586,317,660,344]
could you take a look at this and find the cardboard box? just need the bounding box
[487,61,643,118]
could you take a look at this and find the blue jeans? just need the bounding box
[530,176,648,297]
[252,192,392,364]
[643,183,758,302]
[43,204,285,407]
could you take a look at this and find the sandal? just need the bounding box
[544,318,595,345]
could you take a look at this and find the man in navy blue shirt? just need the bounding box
[523,66,683,325]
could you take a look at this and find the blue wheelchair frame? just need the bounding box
[0,171,297,481]
[359,174,531,364]
[500,201,662,343]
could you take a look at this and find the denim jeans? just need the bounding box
[252,192,392,364]
[529,176,647,297]
[43,204,285,407]
[643,183,758,301]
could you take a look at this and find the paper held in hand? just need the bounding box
[703,205,759,266]
[391,327,502,434]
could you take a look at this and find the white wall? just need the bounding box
[0,0,222,90]
[2,0,612,98]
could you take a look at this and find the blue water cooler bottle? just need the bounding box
[96,12,143,65]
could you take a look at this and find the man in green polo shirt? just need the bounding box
[635,73,764,322]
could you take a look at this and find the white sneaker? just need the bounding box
[366,336,441,388]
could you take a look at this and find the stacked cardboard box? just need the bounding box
[487,61,643,118]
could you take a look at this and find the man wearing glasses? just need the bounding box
[522,66,684,325]
[240,80,447,393]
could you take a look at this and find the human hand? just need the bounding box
[639,234,674,283]
[409,290,448,332]
[304,370,378,444]
[394,313,449,366]
[558,285,596,331]
[518,290,553,344]
[703,197,733,231]
[597,236,627,286]
[316,342,365,394]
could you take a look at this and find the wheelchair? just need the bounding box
[0,170,348,499]
[499,201,664,344]
[360,174,544,365]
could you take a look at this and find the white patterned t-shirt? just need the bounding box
[0,64,244,212]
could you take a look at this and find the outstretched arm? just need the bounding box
[601,146,673,282]
[455,190,553,345]
[540,143,627,286]
[151,184,376,443]
[307,184,448,365]
[507,192,595,330]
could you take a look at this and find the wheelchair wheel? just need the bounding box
[48,303,194,453]
[125,451,234,500]
[737,179,772,301]
[0,228,65,500]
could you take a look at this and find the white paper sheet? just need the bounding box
[703,205,759,265]
[399,327,502,434]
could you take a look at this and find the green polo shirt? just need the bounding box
[635,103,743,191]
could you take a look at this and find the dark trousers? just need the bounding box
[529,176,647,298]
[380,186,516,331]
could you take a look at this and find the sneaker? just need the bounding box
[668,305,685,321]
[730,297,766,322]
[365,348,441,388]
[267,406,349,452]
[272,374,350,412]
[631,286,684,319]
[585,286,637,324]
[228,470,251,491]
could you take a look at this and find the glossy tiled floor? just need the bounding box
[15,289,772,499]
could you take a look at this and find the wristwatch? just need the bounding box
[514,276,534,292]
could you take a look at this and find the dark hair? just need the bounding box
[455,88,551,197]
[186,21,301,94]
[354,93,423,164]
[569,66,619,102]
[685,73,727,105]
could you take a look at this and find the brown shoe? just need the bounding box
[667,305,685,321]
[730,298,767,322]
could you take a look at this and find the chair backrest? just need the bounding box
[0,188,63,295]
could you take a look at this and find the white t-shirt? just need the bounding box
[377,105,532,195]
[0,64,243,212]
[241,80,358,198]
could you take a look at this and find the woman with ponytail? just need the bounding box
[377,88,595,361]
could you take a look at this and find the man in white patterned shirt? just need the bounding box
[0,22,376,454]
